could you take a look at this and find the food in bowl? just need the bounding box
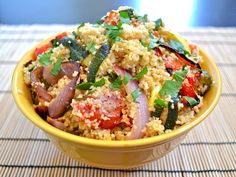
[23,7,212,140]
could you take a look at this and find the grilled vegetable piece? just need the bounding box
[30,67,53,103]
[87,43,110,83]
[159,44,201,69]
[48,77,78,118]
[164,97,179,130]
[59,37,88,61]
[198,70,213,95]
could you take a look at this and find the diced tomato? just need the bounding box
[163,56,185,71]
[153,31,159,37]
[56,32,67,40]
[72,90,124,129]
[33,42,52,60]
[131,20,140,27]
[104,11,120,26]
[186,70,201,85]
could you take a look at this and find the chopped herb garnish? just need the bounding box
[76,78,105,90]
[149,37,159,49]
[119,11,131,24]
[93,78,105,87]
[133,66,148,81]
[109,76,123,90]
[86,41,96,54]
[154,98,168,108]
[131,88,141,102]
[77,22,85,29]
[169,39,184,52]
[76,82,93,90]
[159,69,188,97]
[154,18,164,30]
[183,96,199,106]
[104,22,123,43]
[72,31,78,39]
[38,52,52,66]
[74,90,93,101]
[123,73,131,85]
[137,14,148,22]
[51,58,62,76]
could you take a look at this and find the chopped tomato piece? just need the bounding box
[33,42,52,60]
[72,90,124,129]
[154,47,162,57]
[131,20,140,27]
[153,31,159,37]
[189,43,197,54]
[56,32,67,40]
[104,11,120,26]
[163,56,185,71]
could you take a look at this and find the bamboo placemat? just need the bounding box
[0,25,236,177]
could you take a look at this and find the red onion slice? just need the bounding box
[114,66,150,140]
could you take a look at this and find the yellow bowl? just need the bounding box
[12,36,222,169]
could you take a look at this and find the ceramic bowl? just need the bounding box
[12,36,222,169]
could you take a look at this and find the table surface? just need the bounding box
[0,25,236,177]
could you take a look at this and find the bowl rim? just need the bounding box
[12,37,222,148]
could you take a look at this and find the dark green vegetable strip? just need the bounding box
[164,97,179,130]
[198,70,213,95]
[151,105,163,118]
[59,37,88,61]
[154,18,164,30]
[87,43,110,83]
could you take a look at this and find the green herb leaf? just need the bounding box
[109,76,123,90]
[131,88,141,102]
[119,11,129,18]
[76,82,93,90]
[86,41,96,54]
[104,23,123,43]
[123,73,131,85]
[159,80,181,98]
[154,98,168,108]
[154,18,164,30]
[72,31,78,39]
[173,69,188,83]
[169,40,184,52]
[183,96,199,106]
[159,69,188,97]
[38,52,52,66]
[76,78,105,90]
[77,22,85,29]
[51,58,62,76]
[94,78,106,87]
[133,66,148,81]
[119,11,131,24]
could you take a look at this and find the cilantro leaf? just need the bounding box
[86,41,96,54]
[131,88,141,102]
[154,98,168,108]
[159,69,188,97]
[154,18,164,30]
[173,69,188,82]
[109,76,123,90]
[123,73,131,85]
[159,80,181,98]
[133,66,148,81]
[104,22,123,43]
[76,82,93,90]
[38,52,52,66]
[93,78,105,87]
[183,96,199,106]
[76,78,105,90]
[149,37,159,49]
[51,58,62,76]
[169,39,184,52]
[119,11,131,24]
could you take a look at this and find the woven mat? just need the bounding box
[0,25,236,177]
